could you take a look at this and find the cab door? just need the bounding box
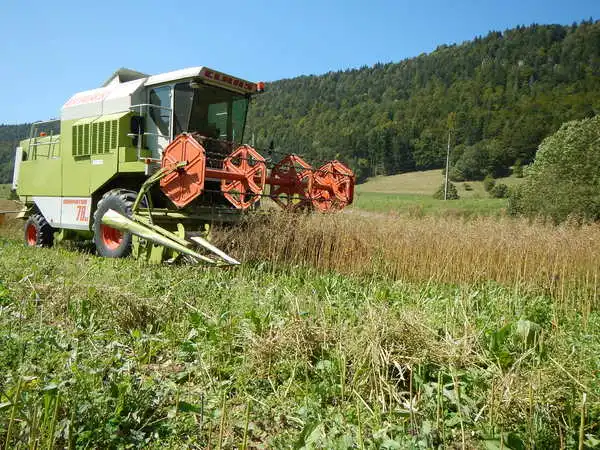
[146,85,172,160]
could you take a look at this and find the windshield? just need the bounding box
[173,82,248,143]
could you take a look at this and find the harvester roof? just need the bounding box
[62,66,258,121]
[102,68,149,87]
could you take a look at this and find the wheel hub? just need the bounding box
[26,223,37,246]
[101,224,123,250]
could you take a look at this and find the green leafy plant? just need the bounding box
[433,182,459,200]
[483,175,496,193]
[510,116,600,222]
[491,183,509,198]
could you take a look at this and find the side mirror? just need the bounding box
[131,115,144,135]
[130,116,145,147]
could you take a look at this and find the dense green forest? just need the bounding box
[246,20,600,181]
[1,20,598,184]
[0,124,29,184]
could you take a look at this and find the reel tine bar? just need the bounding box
[268,154,313,211]
[220,144,267,209]
[160,134,355,212]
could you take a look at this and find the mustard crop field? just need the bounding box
[1,202,599,448]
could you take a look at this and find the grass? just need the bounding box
[0,184,13,200]
[351,192,507,217]
[356,169,526,198]
[356,170,446,196]
[1,211,599,448]
[352,170,526,217]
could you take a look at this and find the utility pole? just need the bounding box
[444,130,451,200]
[444,112,456,201]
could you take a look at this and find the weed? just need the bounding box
[1,209,599,447]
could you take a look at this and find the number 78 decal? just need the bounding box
[76,205,88,222]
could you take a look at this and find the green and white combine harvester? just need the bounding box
[12,67,355,264]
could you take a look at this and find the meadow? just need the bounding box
[0,184,599,448]
[351,170,524,217]
[355,170,525,197]
[350,192,506,217]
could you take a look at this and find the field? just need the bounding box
[0,185,13,201]
[351,192,506,217]
[356,170,525,197]
[1,185,599,448]
[351,170,525,217]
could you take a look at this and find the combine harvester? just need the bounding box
[12,67,355,265]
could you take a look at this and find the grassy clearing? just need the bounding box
[1,212,599,448]
[352,170,525,217]
[356,170,445,196]
[356,169,525,198]
[351,192,507,217]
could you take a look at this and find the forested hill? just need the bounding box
[247,20,600,182]
[0,124,29,184]
[1,21,599,185]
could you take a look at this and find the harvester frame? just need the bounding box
[12,66,355,264]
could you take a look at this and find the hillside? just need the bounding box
[246,20,600,181]
[1,20,599,184]
[348,170,525,217]
[0,124,29,184]
[356,169,525,197]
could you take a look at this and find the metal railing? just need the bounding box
[27,119,61,160]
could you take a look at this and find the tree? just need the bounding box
[4,22,600,184]
[510,116,600,222]
[433,182,459,200]
[451,142,489,180]
[483,175,496,192]
[491,183,509,198]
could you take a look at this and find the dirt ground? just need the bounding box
[0,199,20,228]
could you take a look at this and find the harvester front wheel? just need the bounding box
[24,214,54,248]
[93,190,137,258]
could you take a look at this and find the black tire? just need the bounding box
[24,213,54,248]
[93,189,137,258]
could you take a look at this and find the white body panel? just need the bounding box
[32,196,92,230]
[61,79,146,121]
[102,78,146,117]
[146,120,170,160]
[61,87,105,120]
[12,147,22,190]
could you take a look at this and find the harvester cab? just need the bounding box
[13,66,355,264]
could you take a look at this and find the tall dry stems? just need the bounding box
[217,211,600,312]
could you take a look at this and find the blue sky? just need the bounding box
[0,0,597,124]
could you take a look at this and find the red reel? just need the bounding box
[269,154,313,210]
[160,134,206,208]
[310,160,355,212]
[221,145,267,209]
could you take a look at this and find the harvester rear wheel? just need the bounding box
[93,189,137,258]
[24,213,54,248]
